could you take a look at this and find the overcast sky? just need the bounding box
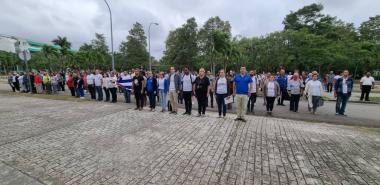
[1,0,379,59]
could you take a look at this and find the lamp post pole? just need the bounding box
[103,0,115,71]
[148,22,159,72]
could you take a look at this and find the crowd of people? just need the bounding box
[7,66,376,122]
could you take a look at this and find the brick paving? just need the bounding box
[0,95,379,185]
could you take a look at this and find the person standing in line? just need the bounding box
[132,69,145,110]
[73,73,79,97]
[305,71,324,114]
[146,71,158,111]
[58,72,65,91]
[109,72,118,103]
[247,70,258,114]
[76,74,85,99]
[233,66,252,122]
[168,67,181,114]
[207,70,215,108]
[118,72,132,103]
[193,68,210,117]
[87,72,96,100]
[327,71,335,93]
[360,72,375,101]
[287,72,304,112]
[263,74,280,116]
[276,69,288,106]
[215,69,231,118]
[157,72,169,112]
[182,68,195,115]
[334,70,353,116]
[8,73,15,92]
[94,70,103,101]
[51,73,59,94]
[34,72,42,94]
[226,73,234,110]
[18,73,25,93]
[66,73,75,96]
[102,73,110,102]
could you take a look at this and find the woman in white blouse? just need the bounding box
[263,74,280,116]
[214,70,231,118]
[304,71,324,114]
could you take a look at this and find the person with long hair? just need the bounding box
[193,68,210,117]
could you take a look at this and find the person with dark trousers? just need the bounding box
[132,69,146,111]
[276,69,288,106]
[263,74,280,116]
[67,74,75,96]
[327,71,334,93]
[94,69,103,101]
[76,74,85,99]
[87,72,96,100]
[58,72,65,91]
[8,73,16,92]
[193,68,210,117]
[360,72,375,101]
[109,72,118,103]
[247,70,258,114]
[287,72,304,112]
[207,71,215,108]
[146,71,158,111]
[334,70,353,116]
[215,69,232,118]
[181,68,195,115]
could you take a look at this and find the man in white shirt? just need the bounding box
[181,68,195,115]
[86,72,96,100]
[360,72,375,101]
[94,69,103,101]
[247,70,258,114]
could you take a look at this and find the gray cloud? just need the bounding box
[1,0,378,60]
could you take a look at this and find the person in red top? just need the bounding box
[34,72,42,94]
[67,73,75,96]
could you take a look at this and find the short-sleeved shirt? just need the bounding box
[360,76,375,86]
[94,74,103,86]
[133,75,144,91]
[194,76,210,96]
[182,74,194,92]
[234,74,252,94]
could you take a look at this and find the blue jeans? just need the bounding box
[96,86,103,101]
[123,89,131,103]
[216,93,228,116]
[76,87,84,97]
[147,91,156,109]
[336,93,350,115]
[159,89,167,110]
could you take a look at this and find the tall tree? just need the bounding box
[119,22,149,69]
[52,36,72,71]
[359,15,380,42]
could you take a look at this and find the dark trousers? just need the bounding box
[360,85,371,101]
[88,84,96,99]
[147,91,156,109]
[103,87,110,101]
[59,82,65,91]
[208,91,214,107]
[290,94,301,112]
[109,87,117,103]
[13,82,19,91]
[69,87,75,96]
[123,89,131,103]
[311,96,321,112]
[197,94,207,115]
[135,90,144,108]
[183,91,192,113]
[10,84,15,92]
[266,97,276,111]
[216,93,228,116]
[96,86,103,101]
[277,88,287,105]
[327,83,333,92]
[247,93,257,112]
[336,93,349,115]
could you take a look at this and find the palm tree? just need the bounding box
[52,36,72,71]
[42,45,58,71]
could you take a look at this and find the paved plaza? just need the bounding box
[0,94,380,185]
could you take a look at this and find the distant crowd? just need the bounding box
[7,66,375,121]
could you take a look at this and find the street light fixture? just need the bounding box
[148,22,159,71]
[103,0,115,71]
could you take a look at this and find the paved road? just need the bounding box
[0,95,379,185]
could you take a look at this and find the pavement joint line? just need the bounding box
[1,160,47,185]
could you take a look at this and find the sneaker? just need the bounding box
[335,113,339,116]
[80,97,85,99]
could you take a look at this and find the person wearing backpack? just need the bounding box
[287,72,304,112]
[181,68,195,115]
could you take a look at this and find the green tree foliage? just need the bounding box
[119,22,149,70]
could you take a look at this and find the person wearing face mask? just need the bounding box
[305,71,324,114]
[287,72,304,112]
[360,72,375,101]
[334,70,353,116]
[247,70,259,114]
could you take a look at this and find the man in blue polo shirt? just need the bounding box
[233,66,252,122]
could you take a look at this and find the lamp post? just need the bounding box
[103,0,115,71]
[148,22,159,71]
